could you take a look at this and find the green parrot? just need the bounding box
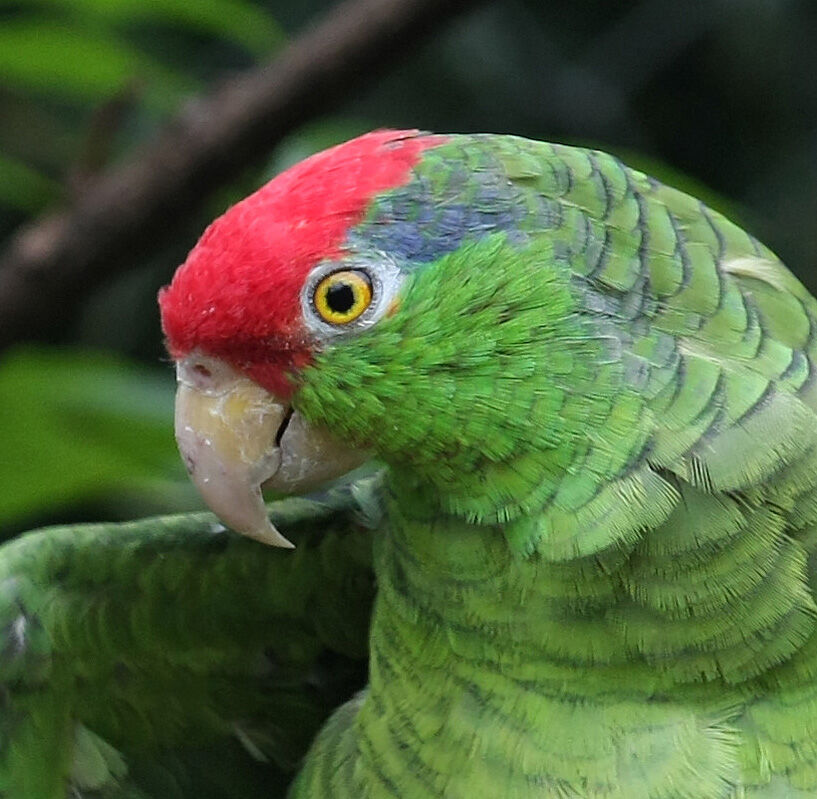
[3,129,817,798]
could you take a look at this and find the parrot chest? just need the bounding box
[291,507,817,798]
[290,525,751,798]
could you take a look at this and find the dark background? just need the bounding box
[2,0,816,534]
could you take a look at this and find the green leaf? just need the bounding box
[0,153,60,212]
[0,0,285,57]
[0,347,185,528]
[0,20,195,108]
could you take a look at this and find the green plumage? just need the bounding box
[5,134,817,797]
[0,479,379,797]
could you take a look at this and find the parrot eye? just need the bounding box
[302,255,402,337]
[312,270,373,325]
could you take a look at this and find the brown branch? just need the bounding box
[0,0,483,350]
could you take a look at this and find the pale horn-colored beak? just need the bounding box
[174,353,367,547]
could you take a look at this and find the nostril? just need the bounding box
[193,363,212,379]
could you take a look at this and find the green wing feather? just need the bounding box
[0,473,382,799]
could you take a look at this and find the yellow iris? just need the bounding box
[313,270,373,324]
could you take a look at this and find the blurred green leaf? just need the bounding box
[0,347,184,528]
[0,0,285,57]
[0,152,60,212]
[0,20,194,108]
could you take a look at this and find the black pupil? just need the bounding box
[326,282,356,314]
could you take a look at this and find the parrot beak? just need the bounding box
[173,354,367,547]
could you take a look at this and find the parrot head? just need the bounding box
[160,130,600,548]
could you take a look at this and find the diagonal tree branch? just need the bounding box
[0,0,483,351]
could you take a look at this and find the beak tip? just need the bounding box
[273,531,297,549]
[244,518,296,549]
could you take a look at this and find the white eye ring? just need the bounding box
[301,254,404,338]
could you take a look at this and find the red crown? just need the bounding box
[159,129,443,396]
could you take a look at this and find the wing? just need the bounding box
[0,470,383,799]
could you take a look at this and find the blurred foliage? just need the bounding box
[1,0,817,533]
[0,0,282,228]
[0,347,191,535]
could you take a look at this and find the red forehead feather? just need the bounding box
[159,130,443,393]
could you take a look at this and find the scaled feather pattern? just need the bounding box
[5,131,817,798]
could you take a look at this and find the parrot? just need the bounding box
[2,129,817,799]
